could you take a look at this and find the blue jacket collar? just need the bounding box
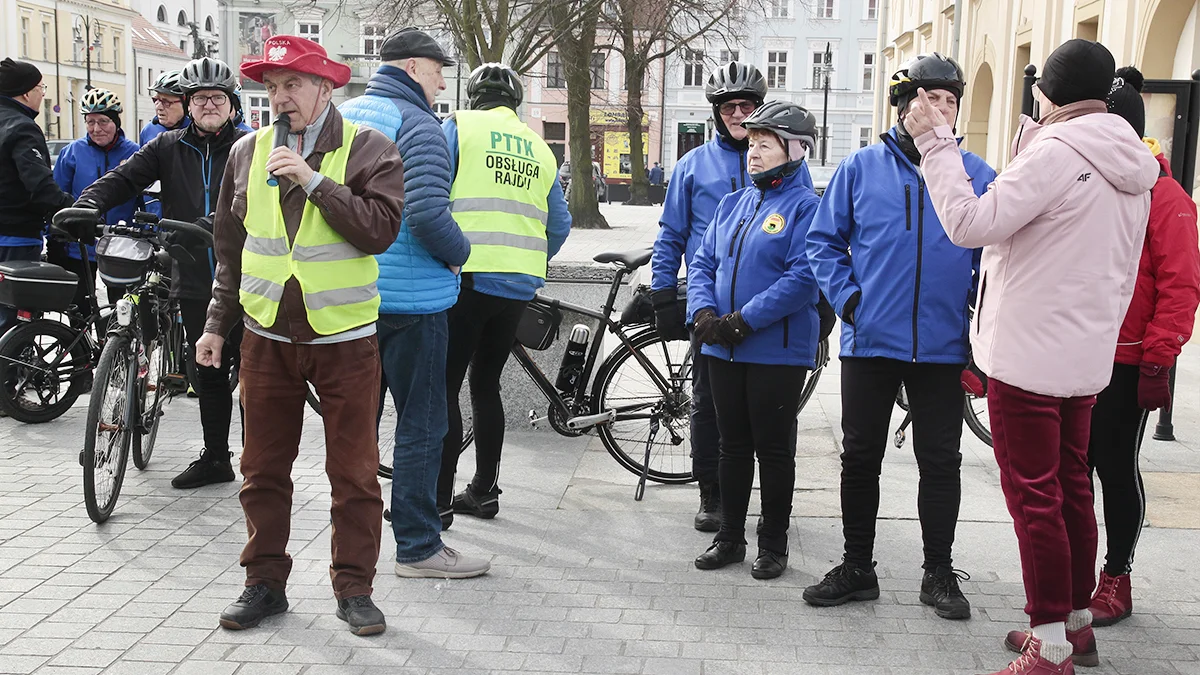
[366,66,437,117]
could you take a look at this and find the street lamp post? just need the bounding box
[820,42,833,166]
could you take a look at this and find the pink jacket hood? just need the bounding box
[916,112,1158,397]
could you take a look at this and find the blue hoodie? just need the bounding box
[139,116,189,146]
[806,128,997,364]
[651,135,813,291]
[444,115,572,301]
[339,65,471,315]
[687,168,821,367]
[53,129,143,260]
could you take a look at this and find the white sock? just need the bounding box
[1067,608,1092,632]
[1032,622,1071,664]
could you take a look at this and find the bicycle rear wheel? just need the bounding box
[797,338,829,413]
[83,334,135,523]
[964,392,992,446]
[0,319,90,423]
[593,330,693,484]
[376,393,396,480]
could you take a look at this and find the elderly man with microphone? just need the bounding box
[195,35,404,636]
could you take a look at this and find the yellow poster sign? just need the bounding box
[590,108,650,126]
[603,131,650,179]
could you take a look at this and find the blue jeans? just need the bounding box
[0,245,44,338]
[378,312,448,563]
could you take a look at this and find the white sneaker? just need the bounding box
[394,546,490,579]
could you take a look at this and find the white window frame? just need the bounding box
[433,101,451,117]
[361,24,385,56]
[861,51,875,92]
[766,50,788,90]
[42,18,52,60]
[21,17,31,58]
[865,0,878,20]
[718,49,740,64]
[815,0,835,19]
[248,94,271,128]
[682,49,705,87]
[297,21,321,45]
[768,0,791,19]
[810,50,826,89]
[857,125,873,148]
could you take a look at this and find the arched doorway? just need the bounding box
[964,63,993,157]
[1139,0,1200,78]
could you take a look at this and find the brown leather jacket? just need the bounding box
[205,105,404,342]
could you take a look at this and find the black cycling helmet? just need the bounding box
[888,52,965,109]
[178,57,238,96]
[741,100,819,154]
[467,63,523,110]
[705,61,767,105]
[150,70,185,97]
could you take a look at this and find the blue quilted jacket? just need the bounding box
[339,66,470,314]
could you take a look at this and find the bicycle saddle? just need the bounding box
[593,247,652,270]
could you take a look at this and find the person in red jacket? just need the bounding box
[1091,67,1200,625]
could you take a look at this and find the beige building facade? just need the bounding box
[877,0,1200,197]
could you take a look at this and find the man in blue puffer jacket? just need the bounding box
[650,62,813,533]
[339,27,489,580]
[804,53,997,619]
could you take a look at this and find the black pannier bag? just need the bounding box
[0,261,79,311]
[96,235,155,290]
[515,301,562,350]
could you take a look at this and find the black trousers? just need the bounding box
[439,287,527,505]
[840,357,964,570]
[690,331,721,484]
[1088,363,1149,577]
[180,298,240,456]
[708,357,807,555]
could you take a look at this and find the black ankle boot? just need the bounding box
[694,541,746,570]
[802,561,880,607]
[920,567,971,620]
[219,584,288,630]
[172,450,235,489]
[693,481,721,532]
[751,549,788,580]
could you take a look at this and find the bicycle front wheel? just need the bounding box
[797,338,829,413]
[964,392,992,447]
[83,334,136,523]
[593,330,694,484]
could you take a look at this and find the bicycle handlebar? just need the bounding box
[130,211,214,248]
[51,208,214,248]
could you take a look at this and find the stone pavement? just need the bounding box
[2,204,1200,675]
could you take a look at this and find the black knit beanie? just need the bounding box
[1038,39,1115,106]
[1106,66,1145,138]
[0,58,42,97]
[103,110,122,130]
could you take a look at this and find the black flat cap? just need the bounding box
[380,27,455,66]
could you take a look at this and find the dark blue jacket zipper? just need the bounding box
[726,189,767,360]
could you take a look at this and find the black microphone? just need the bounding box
[266,113,292,187]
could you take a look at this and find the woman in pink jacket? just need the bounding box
[906,39,1161,675]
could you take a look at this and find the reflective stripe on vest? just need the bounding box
[240,121,381,335]
[449,108,558,277]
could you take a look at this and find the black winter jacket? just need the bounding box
[78,120,248,300]
[0,97,74,238]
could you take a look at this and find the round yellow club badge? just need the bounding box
[762,213,786,234]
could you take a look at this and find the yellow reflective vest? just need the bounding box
[449,108,558,277]
[240,122,380,335]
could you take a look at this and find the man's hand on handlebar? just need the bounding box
[52,205,103,242]
[195,333,224,368]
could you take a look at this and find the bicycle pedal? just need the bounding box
[161,373,187,394]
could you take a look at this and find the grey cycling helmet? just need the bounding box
[467,63,523,110]
[888,52,965,109]
[705,61,767,104]
[741,100,818,154]
[178,57,237,96]
[150,70,185,97]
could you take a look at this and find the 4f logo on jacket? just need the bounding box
[1077,172,1092,182]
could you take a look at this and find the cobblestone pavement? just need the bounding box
[3,205,1200,675]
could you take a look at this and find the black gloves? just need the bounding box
[53,205,101,243]
[817,292,836,341]
[715,311,751,346]
[692,308,723,346]
[842,291,862,327]
[651,287,689,342]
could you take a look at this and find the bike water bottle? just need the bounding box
[555,324,590,392]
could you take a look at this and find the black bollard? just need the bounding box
[1153,365,1177,441]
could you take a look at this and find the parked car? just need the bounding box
[558,160,608,203]
[47,139,71,169]
[808,163,838,196]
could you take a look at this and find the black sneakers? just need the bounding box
[694,541,746,570]
[336,595,386,636]
[452,485,500,519]
[694,481,721,532]
[803,561,881,607]
[219,584,288,630]
[921,567,972,620]
[172,451,235,489]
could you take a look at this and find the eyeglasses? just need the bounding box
[190,93,228,107]
[152,97,181,107]
[37,83,48,92]
[719,101,758,115]
[85,118,114,128]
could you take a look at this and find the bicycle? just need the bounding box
[892,384,991,448]
[387,247,826,500]
[54,208,211,523]
[0,242,110,423]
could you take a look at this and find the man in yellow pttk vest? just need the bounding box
[438,63,572,521]
[196,36,404,636]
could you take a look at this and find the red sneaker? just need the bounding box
[985,635,1075,674]
[1004,625,1099,667]
[1088,571,1132,627]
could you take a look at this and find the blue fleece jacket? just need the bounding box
[54,130,143,260]
[806,127,997,364]
[651,134,813,292]
[687,169,821,366]
[339,65,471,315]
[445,115,571,301]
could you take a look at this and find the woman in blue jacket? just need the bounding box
[687,101,822,580]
